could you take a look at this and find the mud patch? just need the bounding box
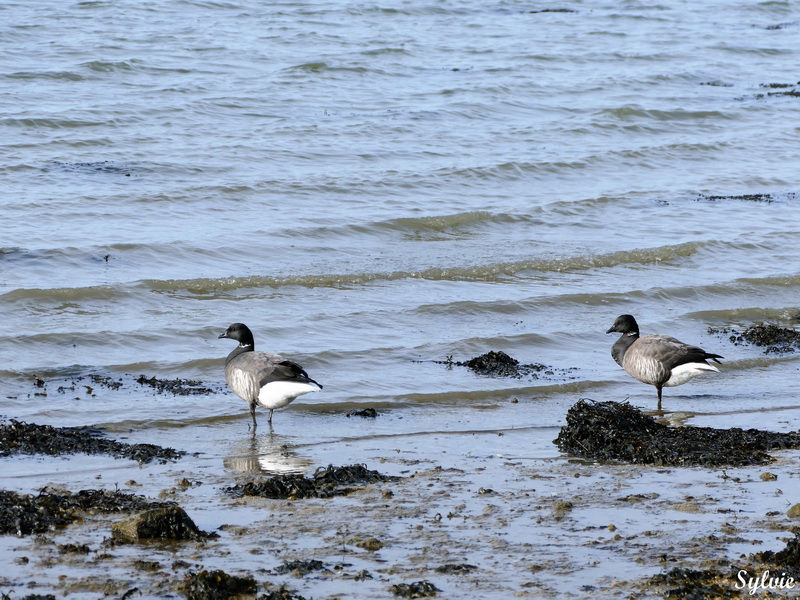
[710,323,800,354]
[225,464,398,500]
[0,488,173,536]
[0,419,184,463]
[554,400,800,466]
[435,350,574,379]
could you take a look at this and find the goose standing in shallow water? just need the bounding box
[606,314,723,410]
[219,323,322,429]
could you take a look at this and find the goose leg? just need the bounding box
[268,408,274,424]
[250,404,258,430]
[656,386,663,412]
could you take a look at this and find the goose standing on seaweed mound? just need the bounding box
[606,314,723,410]
[219,323,322,429]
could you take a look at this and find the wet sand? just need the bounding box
[2,391,799,599]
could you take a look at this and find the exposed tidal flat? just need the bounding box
[2,355,800,599]
[3,0,800,597]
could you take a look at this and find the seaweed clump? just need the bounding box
[437,350,557,379]
[697,193,773,203]
[0,419,184,463]
[710,323,800,354]
[274,559,327,576]
[752,531,800,571]
[226,464,398,500]
[0,488,173,536]
[435,563,476,574]
[182,569,256,600]
[136,375,214,396]
[259,586,308,600]
[554,400,800,467]
[647,567,739,599]
[390,580,441,598]
[346,408,379,418]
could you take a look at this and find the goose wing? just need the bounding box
[256,354,320,387]
[639,335,717,370]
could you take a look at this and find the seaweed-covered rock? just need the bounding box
[554,400,800,467]
[182,569,256,600]
[112,506,209,541]
[0,488,173,536]
[0,419,184,463]
[226,464,398,500]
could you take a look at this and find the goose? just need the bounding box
[606,314,722,410]
[219,323,322,429]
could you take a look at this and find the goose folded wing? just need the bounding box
[643,335,715,369]
[258,359,316,386]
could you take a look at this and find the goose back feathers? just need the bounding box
[219,323,322,428]
[606,314,722,409]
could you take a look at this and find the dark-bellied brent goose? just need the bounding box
[219,323,322,429]
[606,314,723,410]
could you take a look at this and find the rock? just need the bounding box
[112,506,206,541]
[356,537,383,552]
[787,503,800,518]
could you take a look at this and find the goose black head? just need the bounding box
[219,323,255,347]
[606,314,640,335]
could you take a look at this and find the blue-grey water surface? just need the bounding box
[1,0,800,597]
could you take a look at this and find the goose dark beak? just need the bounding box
[605,326,615,334]
[218,331,228,339]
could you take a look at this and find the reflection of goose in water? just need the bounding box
[223,433,313,475]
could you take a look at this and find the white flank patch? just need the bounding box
[257,381,322,410]
[664,362,720,387]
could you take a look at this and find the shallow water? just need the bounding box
[2,0,800,596]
